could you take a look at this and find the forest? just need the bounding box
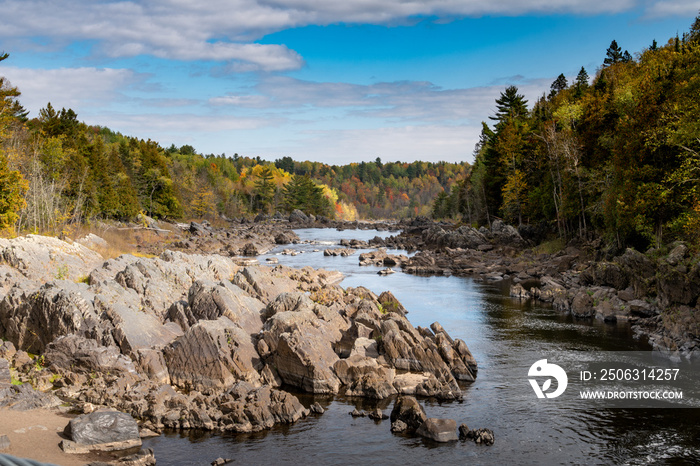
[1,13,700,253]
[0,50,467,234]
[433,15,700,251]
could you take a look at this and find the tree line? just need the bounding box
[433,14,700,251]
[0,55,467,233]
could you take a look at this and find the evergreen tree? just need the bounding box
[549,73,568,97]
[489,86,529,125]
[254,165,275,213]
[574,67,589,99]
[690,12,700,43]
[603,40,624,66]
[282,175,332,216]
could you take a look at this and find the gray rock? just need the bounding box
[310,402,325,414]
[65,411,140,447]
[390,396,426,432]
[461,427,495,445]
[416,418,458,442]
[164,317,261,393]
[187,280,264,335]
[571,290,595,318]
[0,281,105,354]
[136,348,171,384]
[289,209,309,223]
[45,334,137,375]
[0,383,62,410]
[232,267,298,305]
[391,419,408,433]
[0,340,16,360]
[0,234,104,282]
[368,407,388,420]
[378,291,407,315]
[216,384,308,432]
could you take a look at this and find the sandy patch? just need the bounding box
[0,407,121,465]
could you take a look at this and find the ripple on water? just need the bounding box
[144,228,700,465]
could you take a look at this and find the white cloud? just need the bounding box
[0,66,144,113]
[646,0,700,17]
[208,76,552,125]
[250,124,481,164]
[0,0,645,72]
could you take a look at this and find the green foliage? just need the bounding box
[55,264,69,280]
[435,17,700,250]
[0,154,27,228]
[282,174,333,216]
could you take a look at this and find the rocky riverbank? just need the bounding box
[0,229,476,464]
[371,218,699,358]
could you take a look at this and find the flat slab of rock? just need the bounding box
[416,418,458,442]
[0,384,62,411]
[64,411,141,451]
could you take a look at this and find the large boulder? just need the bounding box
[571,290,595,318]
[272,329,341,394]
[288,209,309,224]
[164,317,262,394]
[63,411,141,452]
[260,297,349,394]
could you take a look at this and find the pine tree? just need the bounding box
[603,40,624,66]
[690,12,700,43]
[254,165,275,213]
[574,67,589,99]
[549,73,568,97]
[489,86,528,125]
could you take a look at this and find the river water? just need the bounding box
[145,229,700,465]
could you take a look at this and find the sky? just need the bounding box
[0,1,699,165]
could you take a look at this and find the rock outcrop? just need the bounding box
[0,233,479,439]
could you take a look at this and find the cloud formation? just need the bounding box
[209,76,552,124]
[0,66,145,111]
[0,0,681,72]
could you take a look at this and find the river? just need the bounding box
[144,228,700,465]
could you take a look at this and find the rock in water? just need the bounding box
[416,418,458,442]
[310,402,325,414]
[389,396,426,433]
[390,420,408,433]
[65,411,140,447]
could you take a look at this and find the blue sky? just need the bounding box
[1,1,698,165]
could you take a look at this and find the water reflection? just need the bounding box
[145,229,700,465]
